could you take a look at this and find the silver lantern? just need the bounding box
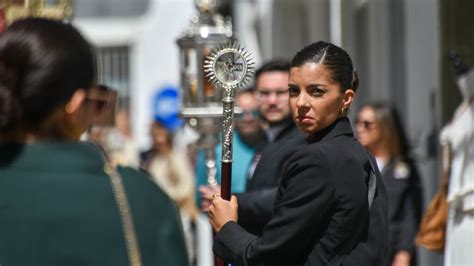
[176,0,233,186]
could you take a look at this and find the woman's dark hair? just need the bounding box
[291,41,359,92]
[360,102,411,160]
[0,17,96,131]
[151,120,174,148]
[254,59,290,83]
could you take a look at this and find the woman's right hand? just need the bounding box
[209,195,238,232]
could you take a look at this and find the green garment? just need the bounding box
[0,142,188,266]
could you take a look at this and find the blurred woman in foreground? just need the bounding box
[0,18,187,266]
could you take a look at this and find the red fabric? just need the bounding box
[0,6,5,32]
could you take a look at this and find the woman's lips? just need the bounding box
[296,116,313,124]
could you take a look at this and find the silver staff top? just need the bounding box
[204,42,254,162]
[205,42,254,89]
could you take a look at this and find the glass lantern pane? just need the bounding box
[186,48,199,106]
[202,47,214,99]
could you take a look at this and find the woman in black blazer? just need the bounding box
[356,102,423,266]
[208,41,389,266]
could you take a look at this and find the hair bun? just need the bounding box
[0,84,22,130]
[0,60,23,130]
[352,70,360,91]
[0,87,22,131]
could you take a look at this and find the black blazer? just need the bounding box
[237,121,306,235]
[381,158,422,263]
[214,118,389,266]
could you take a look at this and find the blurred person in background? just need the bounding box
[356,102,423,266]
[234,88,265,149]
[196,88,264,196]
[106,107,140,167]
[84,85,139,168]
[0,18,187,265]
[86,88,139,168]
[141,119,198,265]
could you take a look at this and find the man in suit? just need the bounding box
[201,60,306,235]
[196,88,264,195]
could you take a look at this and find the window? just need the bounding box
[96,46,130,106]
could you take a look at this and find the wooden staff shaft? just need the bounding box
[220,162,232,200]
[214,163,231,266]
[214,90,235,266]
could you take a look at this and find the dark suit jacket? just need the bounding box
[214,118,389,266]
[0,142,188,266]
[381,159,422,263]
[237,121,306,235]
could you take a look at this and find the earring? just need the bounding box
[65,103,74,114]
[341,107,345,114]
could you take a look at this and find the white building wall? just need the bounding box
[75,0,196,150]
[130,0,195,149]
[256,0,330,61]
[233,0,263,67]
[403,0,442,264]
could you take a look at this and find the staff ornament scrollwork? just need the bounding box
[204,42,254,162]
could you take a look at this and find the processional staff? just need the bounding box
[205,42,254,201]
[205,42,254,265]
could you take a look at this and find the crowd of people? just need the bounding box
[1,17,473,266]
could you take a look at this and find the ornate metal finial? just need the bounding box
[204,42,254,89]
[204,42,254,163]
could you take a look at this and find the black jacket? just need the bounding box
[214,118,389,266]
[236,121,306,235]
[381,158,422,263]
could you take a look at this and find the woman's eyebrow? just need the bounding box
[307,83,325,87]
[306,84,328,91]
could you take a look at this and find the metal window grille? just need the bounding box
[96,45,130,106]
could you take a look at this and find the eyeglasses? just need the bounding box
[257,89,289,101]
[235,109,260,120]
[355,120,377,130]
